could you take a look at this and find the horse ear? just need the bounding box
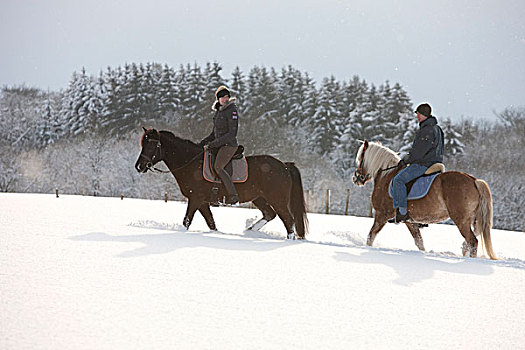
[142,126,147,132]
[363,140,369,150]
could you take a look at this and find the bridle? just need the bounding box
[138,132,204,173]
[139,135,170,173]
[354,147,371,184]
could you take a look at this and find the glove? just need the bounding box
[398,159,406,168]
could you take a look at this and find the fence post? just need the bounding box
[325,189,330,214]
[344,188,350,215]
[120,195,124,200]
[164,192,168,203]
[56,188,59,198]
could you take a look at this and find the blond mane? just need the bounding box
[356,141,400,179]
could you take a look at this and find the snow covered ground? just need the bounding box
[1,193,525,349]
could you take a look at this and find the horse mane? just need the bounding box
[159,130,201,150]
[357,141,400,178]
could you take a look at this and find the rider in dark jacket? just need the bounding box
[390,103,445,223]
[402,114,444,167]
[200,86,239,204]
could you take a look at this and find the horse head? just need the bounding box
[135,127,162,173]
[352,140,400,186]
[353,140,371,186]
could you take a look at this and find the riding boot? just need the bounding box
[388,208,411,224]
[217,169,239,204]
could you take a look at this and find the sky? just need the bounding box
[1,0,524,121]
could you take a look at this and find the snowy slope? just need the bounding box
[1,193,524,349]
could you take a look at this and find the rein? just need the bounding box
[378,164,400,173]
[142,137,204,174]
[169,150,204,172]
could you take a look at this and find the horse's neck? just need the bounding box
[161,134,201,171]
[376,168,398,186]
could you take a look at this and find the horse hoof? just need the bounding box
[247,218,268,232]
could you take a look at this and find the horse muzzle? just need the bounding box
[135,160,151,173]
[352,171,368,186]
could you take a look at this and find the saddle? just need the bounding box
[388,163,446,200]
[203,145,248,183]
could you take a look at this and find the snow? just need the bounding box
[1,193,525,349]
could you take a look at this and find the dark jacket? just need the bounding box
[403,116,444,167]
[201,98,239,148]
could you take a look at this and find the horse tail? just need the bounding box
[474,179,497,260]
[285,162,309,238]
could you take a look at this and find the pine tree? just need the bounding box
[331,76,368,177]
[38,91,61,147]
[383,82,413,151]
[441,117,465,156]
[355,83,382,142]
[230,66,246,104]
[60,68,93,136]
[310,76,343,154]
[243,66,279,124]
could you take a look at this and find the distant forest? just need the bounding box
[0,62,523,231]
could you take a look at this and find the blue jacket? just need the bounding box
[403,116,444,167]
[201,98,239,148]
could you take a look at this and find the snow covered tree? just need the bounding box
[230,66,246,104]
[441,117,465,157]
[310,76,344,154]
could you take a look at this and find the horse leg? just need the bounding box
[405,223,425,251]
[367,214,387,246]
[198,203,217,231]
[183,198,201,230]
[452,218,478,258]
[272,201,296,240]
[247,197,277,231]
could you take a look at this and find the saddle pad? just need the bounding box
[203,150,248,183]
[388,173,440,200]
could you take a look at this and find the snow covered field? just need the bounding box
[1,193,525,349]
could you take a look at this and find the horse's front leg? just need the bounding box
[198,203,217,231]
[183,198,201,229]
[367,213,387,246]
[405,222,425,251]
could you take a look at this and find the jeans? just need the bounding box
[392,164,428,209]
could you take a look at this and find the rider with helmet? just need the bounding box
[200,85,240,205]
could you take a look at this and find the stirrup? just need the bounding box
[225,194,239,205]
[388,210,411,224]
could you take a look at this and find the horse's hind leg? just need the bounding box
[452,218,478,258]
[405,223,425,251]
[198,203,216,231]
[271,201,296,240]
[247,197,277,231]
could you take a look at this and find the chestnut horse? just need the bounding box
[134,128,308,239]
[352,140,496,259]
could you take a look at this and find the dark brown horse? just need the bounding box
[353,140,496,259]
[134,128,308,239]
